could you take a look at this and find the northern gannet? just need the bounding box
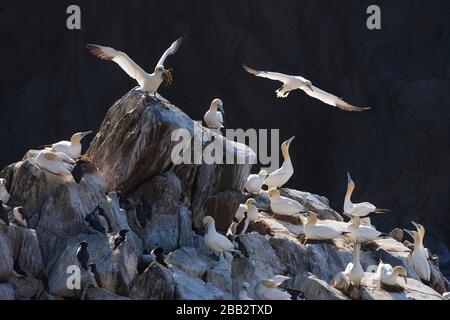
[346,215,384,242]
[304,212,347,240]
[0,178,10,204]
[203,216,240,258]
[235,198,259,222]
[86,36,184,95]
[235,211,249,236]
[238,282,253,300]
[255,275,292,300]
[411,221,430,259]
[36,149,75,176]
[0,201,9,226]
[376,262,407,287]
[243,64,370,112]
[268,188,305,216]
[403,228,431,282]
[47,131,92,159]
[204,99,225,130]
[76,241,90,270]
[264,136,295,189]
[10,206,27,228]
[113,229,130,250]
[343,242,365,286]
[245,170,268,194]
[344,172,389,220]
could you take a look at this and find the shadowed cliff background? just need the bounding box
[0,0,449,275]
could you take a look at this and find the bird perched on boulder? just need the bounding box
[234,211,249,237]
[375,262,408,288]
[345,215,386,242]
[238,282,253,300]
[304,212,348,241]
[245,170,268,194]
[86,36,184,96]
[76,241,90,270]
[204,98,225,130]
[150,246,172,268]
[113,229,130,250]
[404,225,430,282]
[268,188,305,216]
[71,157,97,184]
[88,263,102,288]
[0,178,10,204]
[254,275,301,300]
[343,242,365,287]
[35,149,75,176]
[203,216,240,260]
[264,136,295,189]
[235,198,260,222]
[45,131,92,159]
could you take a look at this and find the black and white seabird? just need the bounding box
[0,201,10,226]
[10,206,28,228]
[234,211,249,236]
[88,263,102,288]
[71,157,97,184]
[46,131,93,159]
[76,241,90,270]
[85,206,107,234]
[113,229,130,250]
[150,246,172,268]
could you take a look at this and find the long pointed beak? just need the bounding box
[403,229,414,239]
[81,131,93,138]
[411,221,420,231]
[218,105,225,115]
[347,172,352,183]
[284,136,295,146]
[307,83,314,91]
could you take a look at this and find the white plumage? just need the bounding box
[203,216,240,257]
[243,64,370,112]
[50,131,92,159]
[36,149,74,176]
[404,227,431,282]
[0,178,10,204]
[346,216,382,242]
[238,282,253,300]
[235,198,259,222]
[343,242,365,286]
[376,262,407,286]
[268,188,304,216]
[304,212,346,240]
[204,99,225,130]
[86,36,183,94]
[254,275,291,300]
[245,170,268,194]
[264,136,295,189]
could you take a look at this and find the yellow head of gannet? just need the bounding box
[268,188,280,199]
[376,262,408,286]
[403,228,431,282]
[264,137,295,189]
[255,275,292,300]
[280,136,295,160]
[246,198,257,208]
[36,149,74,176]
[203,215,240,258]
[306,211,318,225]
[70,131,93,143]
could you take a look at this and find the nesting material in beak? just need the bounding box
[162,68,173,86]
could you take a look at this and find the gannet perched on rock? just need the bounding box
[36,149,75,176]
[203,216,240,259]
[86,36,184,95]
[344,172,389,223]
[47,131,92,159]
[375,262,407,287]
[245,170,268,194]
[238,282,253,300]
[268,188,305,216]
[404,227,431,282]
[343,242,365,286]
[243,64,370,112]
[264,136,295,189]
[0,178,10,204]
[345,215,385,242]
[204,99,225,130]
[304,212,348,240]
[411,221,430,259]
[255,275,292,300]
[235,198,259,222]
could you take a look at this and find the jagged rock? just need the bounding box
[6,225,44,278]
[173,268,229,300]
[0,231,13,282]
[231,258,256,299]
[204,256,233,293]
[291,272,349,300]
[47,233,138,297]
[0,283,15,300]
[269,237,309,275]
[389,228,404,242]
[429,261,450,294]
[85,287,131,300]
[129,263,174,300]
[8,276,44,300]
[168,247,208,278]
[280,188,343,221]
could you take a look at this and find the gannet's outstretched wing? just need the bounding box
[243,65,295,84]
[86,44,147,87]
[156,36,184,68]
[304,85,370,112]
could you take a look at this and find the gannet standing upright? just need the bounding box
[268,188,305,216]
[48,131,93,159]
[411,221,430,259]
[204,99,225,130]
[203,216,240,259]
[235,198,259,222]
[376,262,408,287]
[264,136,295,189]
[35,149,75,176]
[403,227,431,282]
[243,64,370,112]
[343,242,365,286]
[304,212,347,240]
[344,172,390,222]
[86,36,184,95]
[254,275,292,300]
[0,179,10,204]
[245,170,268,194]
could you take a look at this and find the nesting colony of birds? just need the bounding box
[0,35,449,301]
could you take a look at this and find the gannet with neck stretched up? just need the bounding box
[36,149,75,176]
[344,172,390,222]
[238,282,253,300]
[245,170,268,194]
[0,179,10,204]
[269,188,305,216]
[203,216,240,259]
[376,262,408,287]
[255,275,292,300]
[404,226,430,282]
[304,212,347,240]
[86,36,184,95]
[343,242,365,286]
[47,131,92,159]
[204,99,225,130]
[264,136,295,189]
[243,65,370,112]
[345,215,385,242]
[411,221,430,259]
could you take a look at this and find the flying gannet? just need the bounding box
[304,212,348,240]
[255,275,292,300]
[86,36,184,95]
[403,227,431,282]
[345,215,385,242]
[204,99,225,130]
[243,64,370,112]
[235,198,259,222]
[47,131,92,160]
[203,216,240,259]
[343,242,365,286]
[0,178,10,204]
[245,170,268,194]
[268,188,305,216]
[238,282,253,300]
[264,136,295,189]
[344,172,389,224]
[375,262,407,287]
[36,149,75,176]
